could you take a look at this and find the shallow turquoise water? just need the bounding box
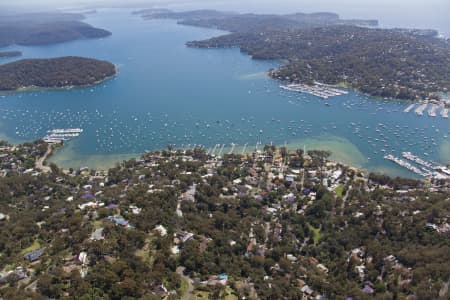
[0,9,449,177]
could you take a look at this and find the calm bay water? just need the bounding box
[0,9,449,177]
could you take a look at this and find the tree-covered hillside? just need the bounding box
[0,12,111,47]
[0,56,116,91]
[0,141,448,299]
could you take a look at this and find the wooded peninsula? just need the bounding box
[0,12,111,47]
[137,9,450,101]
[0,56,116,91]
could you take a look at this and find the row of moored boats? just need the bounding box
[43,128,83,144]
[384,151,450,179]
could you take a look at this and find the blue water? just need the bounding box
[0,9,449,177]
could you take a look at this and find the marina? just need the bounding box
[402,151,450,178]
[403,101,449,119]
[402,151,435,169]
[43,128,83,144]
[384,154,431,177]
[280,83,348,99]
[384,151,450,179]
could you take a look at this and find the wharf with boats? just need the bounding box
[384,154,431,177]
[428,104,438,117]
[280,82,348,99]
[403,101,449,119]
[43,128,83,144]
[384,151,449,179]
[402,151,450,178]
[414,103,428,116]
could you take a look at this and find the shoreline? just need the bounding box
[269,74,446,104]
[43,141,426,180]
[42,137,430,180]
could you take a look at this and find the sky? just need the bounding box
[2,0,449,36]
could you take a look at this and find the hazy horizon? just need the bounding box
[1,0,449,36]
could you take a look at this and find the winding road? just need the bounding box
[35,144,52,173]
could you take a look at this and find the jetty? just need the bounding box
[402,151,450,179]
[403,103,415,113]
[280,82,348,99]
[402,152,434,170]
[209,144,219,156]
[384,154,431,177]
[428,104,438,117]
[228,143,236,155]
[414,103,427,116]
[217,144,225,157]
[48,128,83,134]
[241,143,248,155]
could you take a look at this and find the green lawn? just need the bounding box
[134,237,154,264]
[189,290,209,300]
[307,223,322,246]
[21,239,41,254]
[224,287,238,300]
[334,185,344,198]
[188,287,237,300]
[93,220,103,230]
[4,264,15,271]
[179,277,190,296]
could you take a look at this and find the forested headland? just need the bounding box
[0,56,116,91]
[0,12,111,47]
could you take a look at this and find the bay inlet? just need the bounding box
[0,9,448,178]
